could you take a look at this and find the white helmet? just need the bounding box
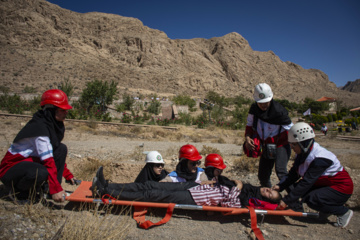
[254,83,273,103]
[145,151,165,164]
[288,122,315,143]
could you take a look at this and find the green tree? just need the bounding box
[172,95,196,112]
[206,91,230,107]
[122,93,135,110]
[59,78,74,98]
[79,79,118,117]
[147,99,161,115]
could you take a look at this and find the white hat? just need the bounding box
[145,151,165,164]
[254,83,273,103]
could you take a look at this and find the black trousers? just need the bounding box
[1,143,68,194]
[105,181,197,205]
[258,144,291,187]
[302,186,351,216]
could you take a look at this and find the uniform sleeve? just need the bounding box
[34,137,63,194]
[62,163,74,180]
[245,114,255,136]
[42,157,63,194]
[278,166,300,191]
[282,158,332,205]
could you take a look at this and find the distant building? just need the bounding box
[316,97,337,112]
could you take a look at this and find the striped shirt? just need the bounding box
[188,184,242,208]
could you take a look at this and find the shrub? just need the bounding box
[199,145,222,156]
[147,99,161,115]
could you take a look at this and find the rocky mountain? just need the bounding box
[341,79,360,93]
[1,0,359,106]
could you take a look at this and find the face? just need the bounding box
[290,142,302,154]
[257,101,271,111]
[187,160,201,173]
[152,163,165,175]
[213,168,223,177]
[55,108,68,122]
[260,188,280,201]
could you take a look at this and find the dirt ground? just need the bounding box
[0,116,359,240]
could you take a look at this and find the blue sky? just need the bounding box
[47,0,360,87]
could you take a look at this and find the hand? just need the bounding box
[52,190,66,202]
[67,177,80,185]
[233,180,243,190]
[272,185,280,191]
[276,200,287,210]
[245,136,255,151]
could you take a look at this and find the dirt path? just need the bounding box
[0,117,359,240]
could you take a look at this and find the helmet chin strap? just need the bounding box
[299,139,314,153]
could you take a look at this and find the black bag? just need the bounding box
[263,143,277,160]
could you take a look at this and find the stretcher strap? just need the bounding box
[248,206,265,240]
[133,203,176,229]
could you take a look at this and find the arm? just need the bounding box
[245,114,255,150]
[277,165,300,191]
[282,158,332,205]
[159,175,173,182]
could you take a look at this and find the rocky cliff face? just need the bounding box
[341,79,360,93]
[1,0,359,106]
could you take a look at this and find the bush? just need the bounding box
[147,99,161,115]
[79,79,118,114]
[172,95,196,112]
[59,78,74,98]
[199,145,222,156]
[178,112,192,126]
[194,114,208,129]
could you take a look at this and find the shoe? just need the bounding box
[91,177,105,198]
[334,210,353,228]
[96,166,107,187]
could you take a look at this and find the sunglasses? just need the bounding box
[154,163,165,168]
[190,161,201,166]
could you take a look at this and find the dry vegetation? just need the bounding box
[0,116,360,239]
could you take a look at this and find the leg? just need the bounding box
[53,143,67,184]
[1,162,48,197]
[109,189,196,205]
[107,181,198,192]
[274,144,291,181]
[258,155,274,187]
[302,187,351,215]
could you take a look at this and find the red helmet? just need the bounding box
[40,89,72,110]
[205,154,226,169]
[179,144,202,161]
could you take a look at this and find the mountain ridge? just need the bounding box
[0,0,359,106]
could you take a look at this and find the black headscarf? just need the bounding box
[239,184,278,206]
[134,163,169,183]
[205,167,236,189]
[175,159,198,182]
[249,100,291,125]
[13,108,65,150]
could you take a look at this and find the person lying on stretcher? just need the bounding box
[92,154,282,210]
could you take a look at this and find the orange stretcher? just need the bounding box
[66,181,319,240]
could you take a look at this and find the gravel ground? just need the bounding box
[0,116,359,240]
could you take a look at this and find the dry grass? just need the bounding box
[59,204,131,240]
[74,157,113,181]
[199,145,222,156]
[233,155,259,173]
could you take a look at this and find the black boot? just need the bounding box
[91,177,105,198]
[96,166,108,187]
